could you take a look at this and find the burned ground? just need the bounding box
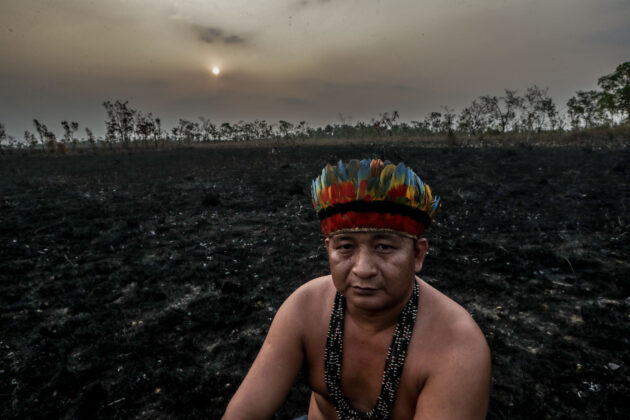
[1,142,629,419]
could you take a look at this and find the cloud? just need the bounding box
[197,27,223,43]
[586,22,630,46]
[278,97,309,105]
[194,25,247,45]
[144,79,171,87]
[292,0,334,10]
[224,34,245,44]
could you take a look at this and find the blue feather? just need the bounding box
[357,159,371,182]
[336,160,347,181]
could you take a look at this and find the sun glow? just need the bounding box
[212,66,221,76]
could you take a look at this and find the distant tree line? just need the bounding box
[1,61,628,152]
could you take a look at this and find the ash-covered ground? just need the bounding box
[1,142,629,419]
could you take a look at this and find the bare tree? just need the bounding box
[172,119,200,144]
[33,119,63,152]
[103,100,137,146]
[256,120,273,140]
[375,111,399,136]
[33,119,48,146]
[61,121,79,149]
[480,90,523,133]
[199,117,218,142]
[154,118,163,148]
[388,111,400,135]
[423,112,443,134]
[24,131,37,149]
[278,120,294,139]
[232,121,251,141]
[520,86,559,134]
[458,100,488,138]
[134,112,157,145]
[295,120,309,141]
[0,124,19,153]
[219,122,233,141]
[566,90,605,129]
[440,106,456,137]
[410,120,430,136]
[84,127,97,151]
[0,122,6,153]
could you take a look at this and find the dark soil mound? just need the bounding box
[1,143,629,419]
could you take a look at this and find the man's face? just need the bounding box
[325,231,428,311]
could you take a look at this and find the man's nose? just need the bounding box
[351,247,377,277]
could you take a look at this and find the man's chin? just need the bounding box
[344,289,392,310]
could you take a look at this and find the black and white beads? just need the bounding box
[324,282,419,420]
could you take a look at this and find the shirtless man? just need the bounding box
[223,159,491,419]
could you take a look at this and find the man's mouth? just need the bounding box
[352,286,378,295]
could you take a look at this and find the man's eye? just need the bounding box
[337,243,353,250]
[376,244,394,250]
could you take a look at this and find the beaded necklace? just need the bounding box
[324,281,419,420]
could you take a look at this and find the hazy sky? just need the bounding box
[1,0,628,137]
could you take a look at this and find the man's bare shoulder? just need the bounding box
[414,278,490,376]
[418,278,487,340]
[280,276,335,326]
[287,275,334,302]
[222,278,331,419]
[413,279,491,418]
[296,275,334,294]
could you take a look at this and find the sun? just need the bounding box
[211,66,221,76]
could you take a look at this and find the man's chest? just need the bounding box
[305,328,424,417]
[338,331,393,411]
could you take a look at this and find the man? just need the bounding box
[223,159,491,419]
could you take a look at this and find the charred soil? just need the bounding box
[1,143,629,419]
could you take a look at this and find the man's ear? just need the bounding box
[325,237,330,254]
[414,238,429,273]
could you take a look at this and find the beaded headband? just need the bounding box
[311,159,440,238]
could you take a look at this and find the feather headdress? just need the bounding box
[311,159,440,238]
